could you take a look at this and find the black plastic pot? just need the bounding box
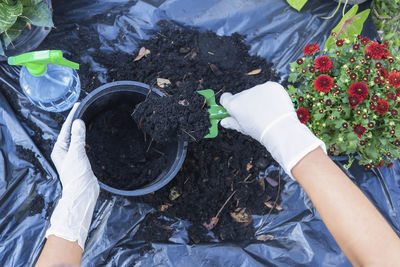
[74,81,188,196]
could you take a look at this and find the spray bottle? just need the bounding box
[8,50,80,112]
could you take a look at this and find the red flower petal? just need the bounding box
[348,95,361,109]
[314,56,333,73]
[388,71,400,89]
[296,107,310,124]
[352,123,366,138]
[375,160,385,168]
[303,44,320,56]
[376,99,389,114]
[347,82,369,100]
[314,75,333,93]
[365,41,385,60]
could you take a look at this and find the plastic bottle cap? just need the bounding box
[7,50,79,77]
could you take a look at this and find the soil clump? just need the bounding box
[133,88,210,143]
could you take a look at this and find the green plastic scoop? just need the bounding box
[197,89,230,138]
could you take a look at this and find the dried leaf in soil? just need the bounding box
[247,69,262,75]
[230,208,252,226]
[256,234,274,241]
[134,47,150,62]
[158,203,172,212]
[202,217,219,231]
[264,201,274,209]
[157,78,171,88]
[246,161,253,171]
[209,64,222,75]
[169,187,181,201]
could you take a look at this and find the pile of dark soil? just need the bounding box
[29,194,45,216]
[132,88,210,143]
[37,20,283,242]
[16,145,47,178]
[86,104,168,190]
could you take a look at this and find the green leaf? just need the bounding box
[288,72,298,83]
[325,5,370,50]
[383,32,396,41]
[22,1,53,27]
[286,0,307,12]
[21,0,43,6]
[2,18,26,47]
[0,0,23,34]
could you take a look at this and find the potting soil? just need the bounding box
[132,88,211,142]
[86,104,168,190]
[1,1,399,267]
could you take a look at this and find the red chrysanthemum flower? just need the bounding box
[296,107,310,124]
[303,43,320,56]
[387,92,395,100]
[352,123,367,138]
[314,56,333,73]
[387,162,394,168]
[348,82,369,100]
[388,71,400,89]
[314,74,333,93]
[361,37,370,45]
[376,99,389,114]
[336,39,344,47]
[396,89,400,97]
[365,41,385,60]
[348,95,361,109]
[379,68,389,79]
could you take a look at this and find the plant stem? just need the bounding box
[215,190,237,218]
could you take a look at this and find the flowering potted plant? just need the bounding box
[287,35,400,170]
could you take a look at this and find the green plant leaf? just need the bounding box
[21,0,43,6]
[22,1,53,27]
[0,0,23,34]
[2,18,26,47]
[286,0,307,12]
[325,5,370,50]
[288,73,298,83]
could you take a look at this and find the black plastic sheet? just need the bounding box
[1,0,399,266]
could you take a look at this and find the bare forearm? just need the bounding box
[292,147,400,266]
[35,235,82,267]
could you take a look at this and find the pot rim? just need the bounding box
[74,80,188,196]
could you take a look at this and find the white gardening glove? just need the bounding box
[46,103,99,250]
[220,81,326,179]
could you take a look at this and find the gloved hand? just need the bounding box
[220,81,326,179]
[46,103,99,250]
